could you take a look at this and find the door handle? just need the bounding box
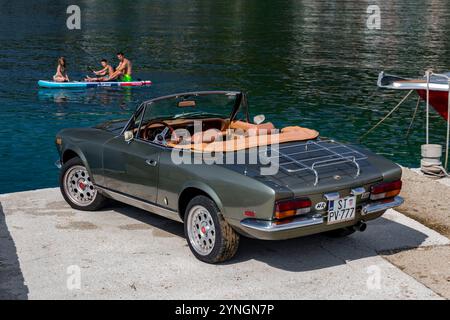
[146,159,158,167]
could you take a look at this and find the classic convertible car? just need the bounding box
[55,91,404,263]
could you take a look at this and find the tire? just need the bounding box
[184,195,240,264]
[59,157,107,211]
[325,227,356,238]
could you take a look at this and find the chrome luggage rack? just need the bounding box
[262,140,368,186]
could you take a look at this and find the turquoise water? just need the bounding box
[1,0,450,193]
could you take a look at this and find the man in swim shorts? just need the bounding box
[85,59,114,82]
[109,52,133,82]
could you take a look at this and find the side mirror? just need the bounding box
[253,114,265,125]
[124,130,134,142]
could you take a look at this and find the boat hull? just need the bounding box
[417,90,450,121]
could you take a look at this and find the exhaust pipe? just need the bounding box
[353,221,367,232]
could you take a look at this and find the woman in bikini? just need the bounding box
[53,57,69,82]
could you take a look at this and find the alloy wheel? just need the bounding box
[187,205,216,255]
[63,165,97,207]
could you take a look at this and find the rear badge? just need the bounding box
[361,192,371,200]
[333,175,342,181]
[315,202,327,211]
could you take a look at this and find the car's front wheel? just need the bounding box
[184,195,240,263]
[60,157,107,211]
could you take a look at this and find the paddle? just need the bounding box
[86,66,104,80]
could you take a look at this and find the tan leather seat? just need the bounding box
[191,121,276,143]
[191,129,224,143]
[170,126,319,152]
[281,126,309,133]
[229,120,276,134]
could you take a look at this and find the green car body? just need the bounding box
[55,91,404,262]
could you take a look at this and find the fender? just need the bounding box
[61,144,96,183]
[181,180,225,215]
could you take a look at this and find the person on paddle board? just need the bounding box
[109,52,133,82]
[53,57,69,82]
[85,59,114,82]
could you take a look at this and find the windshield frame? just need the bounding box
[121,90,248,134]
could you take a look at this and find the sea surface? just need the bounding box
[1,0,450,193]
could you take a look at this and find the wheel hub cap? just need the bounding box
[78,180,86,190]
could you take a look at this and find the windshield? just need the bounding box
[138,91,248,124]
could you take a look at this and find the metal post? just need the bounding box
[424,72,450,171]
[425,70,431,144]
[446,79,450,168]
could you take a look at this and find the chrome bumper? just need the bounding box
[240,196,404,233]
[240,215,324,233]
[55,160,62,169]
[361,196,404,215]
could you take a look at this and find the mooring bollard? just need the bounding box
[421,144,443,175]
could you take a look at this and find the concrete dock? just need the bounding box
[1,186,449,300]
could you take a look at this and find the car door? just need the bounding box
[102,136,161,203]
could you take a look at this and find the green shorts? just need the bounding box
[121,74,132,82]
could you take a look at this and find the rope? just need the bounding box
[360,90,414,141]
[421,163,450,178]
[406,96,421,138]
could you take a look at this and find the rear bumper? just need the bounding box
[239,196,404,240]
[361,196,404,215]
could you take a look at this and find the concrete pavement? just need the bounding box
[0,188,449,299]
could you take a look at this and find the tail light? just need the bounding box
[275,198,311,220]
[370,180,402,200]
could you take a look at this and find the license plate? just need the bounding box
[327,196,356,225]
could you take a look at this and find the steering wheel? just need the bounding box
[142,120,176,144]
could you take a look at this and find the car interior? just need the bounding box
[127,96,320,151]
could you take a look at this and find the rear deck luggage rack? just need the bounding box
[261,140,368,186]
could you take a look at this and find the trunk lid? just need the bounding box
[224,140,398,198]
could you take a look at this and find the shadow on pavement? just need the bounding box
[107,203,431,272]
[0,202,29,299]
[107,203,185,237]
[229,216,430,271]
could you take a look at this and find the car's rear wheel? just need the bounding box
[184,195,240,263]
[60,157,107,211]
